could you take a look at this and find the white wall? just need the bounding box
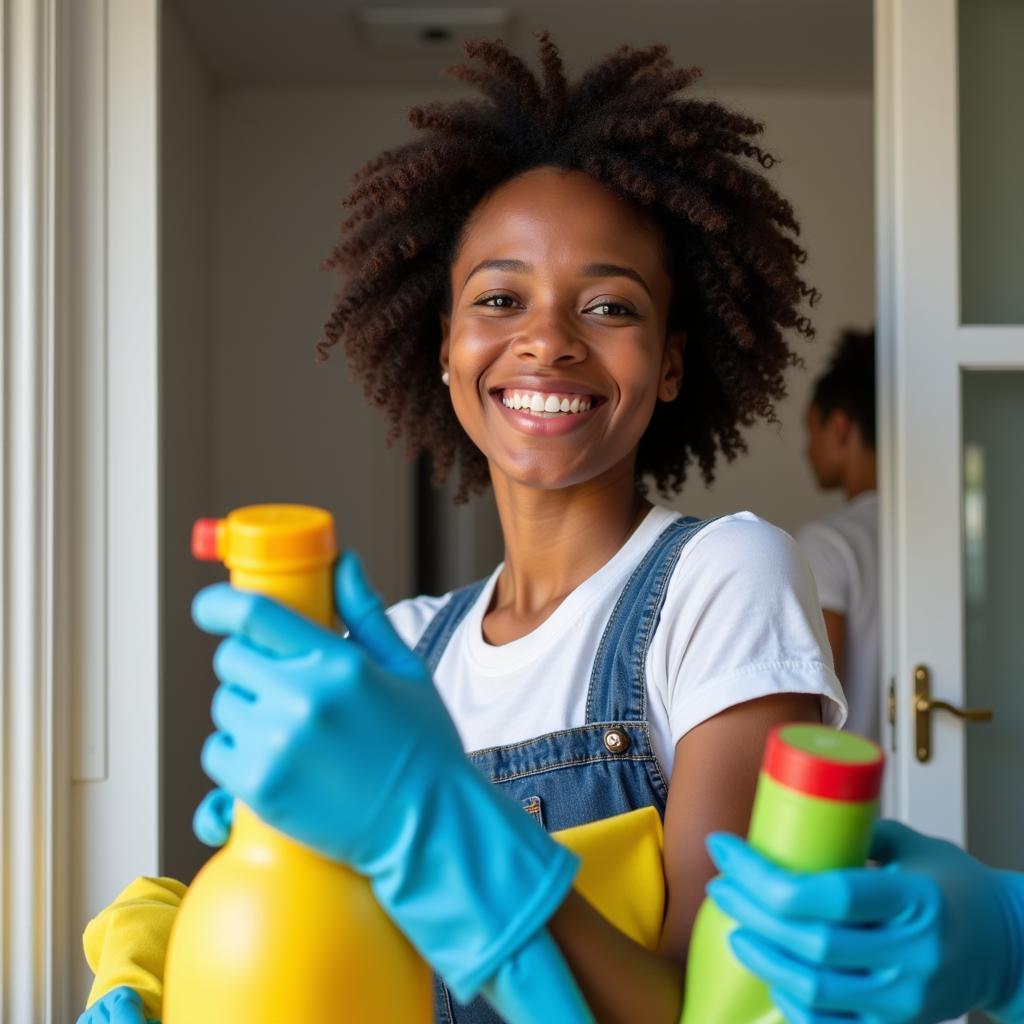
[209,90,419,600]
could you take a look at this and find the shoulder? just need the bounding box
[386,592,455,651]
[677,511,814,586]
[649,512,846,739]
[798,494,878,549]
[657,511,824,630]
[795,517,847,559]
[795,506,866,575]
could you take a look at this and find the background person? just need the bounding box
[797,329,879,739]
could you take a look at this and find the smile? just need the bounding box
[488,388,605,436]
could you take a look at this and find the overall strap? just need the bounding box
[412,578,489,674]
[585,516,714,724]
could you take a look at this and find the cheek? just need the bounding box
[448,320,507,385]
[607,338,667,405]
[813,435,843,474]
[808,436,827,469]
[445,323,500,434]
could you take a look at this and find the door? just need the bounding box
[878,0,1024,905]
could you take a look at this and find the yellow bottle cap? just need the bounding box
[193,504,338,573]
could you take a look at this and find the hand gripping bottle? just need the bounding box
[163,504,432,1023]
[680,723,884,1024]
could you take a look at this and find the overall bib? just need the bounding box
[413,516,711,1024]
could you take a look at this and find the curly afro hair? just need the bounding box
[318,33,819,502]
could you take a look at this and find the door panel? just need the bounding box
[963,372,1024,871]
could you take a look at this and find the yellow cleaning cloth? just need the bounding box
[555,805,666,951]
[81,807,665,1014]
[83,876,187,1020]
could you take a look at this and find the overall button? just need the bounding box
[603,728,631,754]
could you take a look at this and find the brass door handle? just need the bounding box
[914,664,993,762]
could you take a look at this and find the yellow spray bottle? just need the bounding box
[162,503,432,1023]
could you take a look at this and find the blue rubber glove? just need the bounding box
[705,820,1024,1024]
[192,552,589,1021]
[76,986,156,1024]
[192,787,233,847]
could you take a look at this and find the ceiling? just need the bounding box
[168,0,873,93]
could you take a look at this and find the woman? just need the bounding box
[80,34,843,1023]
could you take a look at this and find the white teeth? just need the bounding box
[499,390,596,416]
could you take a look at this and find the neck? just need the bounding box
[489,460,650,618]
[843,454,877,500]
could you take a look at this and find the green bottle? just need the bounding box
[680,723,884,1024]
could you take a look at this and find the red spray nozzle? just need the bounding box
[191,518,223,562]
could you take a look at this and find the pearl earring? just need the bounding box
[441,371,450,386]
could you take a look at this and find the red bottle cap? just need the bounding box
[763,723,884,802]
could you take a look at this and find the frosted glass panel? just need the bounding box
[963,372,1024,871]
[959,0,1024,324]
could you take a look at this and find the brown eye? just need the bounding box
[584,301,636,317]
[476,293,520,309]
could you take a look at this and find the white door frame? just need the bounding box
[0,1,161,1019]
[876,0,1024,840]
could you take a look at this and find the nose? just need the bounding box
[510,308,586,367]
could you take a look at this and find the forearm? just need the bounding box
[543,694,821,1022]
[992,870,1024,1024]
[548,888,683,1023]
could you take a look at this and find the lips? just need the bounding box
[488,377,603,399]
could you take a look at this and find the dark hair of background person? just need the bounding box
[810,328,876,449]
[317,32,820,502]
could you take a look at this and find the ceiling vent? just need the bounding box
[357,7,512,53]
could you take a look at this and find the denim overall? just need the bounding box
[413,515,712,1024]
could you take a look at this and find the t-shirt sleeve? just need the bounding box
[655,516,848,745]
[796,521,852,614]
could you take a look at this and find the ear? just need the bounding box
[828,409,854,446]
[658,329,686,401]
[439,313,451,375]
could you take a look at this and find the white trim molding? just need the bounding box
[1,1,65,1018]
[1,0,161,1019]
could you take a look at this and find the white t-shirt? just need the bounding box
[796,492,880,740]
[388,507,846,780]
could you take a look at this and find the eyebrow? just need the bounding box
[463,258,652,299]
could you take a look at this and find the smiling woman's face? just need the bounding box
[441,166,683,493]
